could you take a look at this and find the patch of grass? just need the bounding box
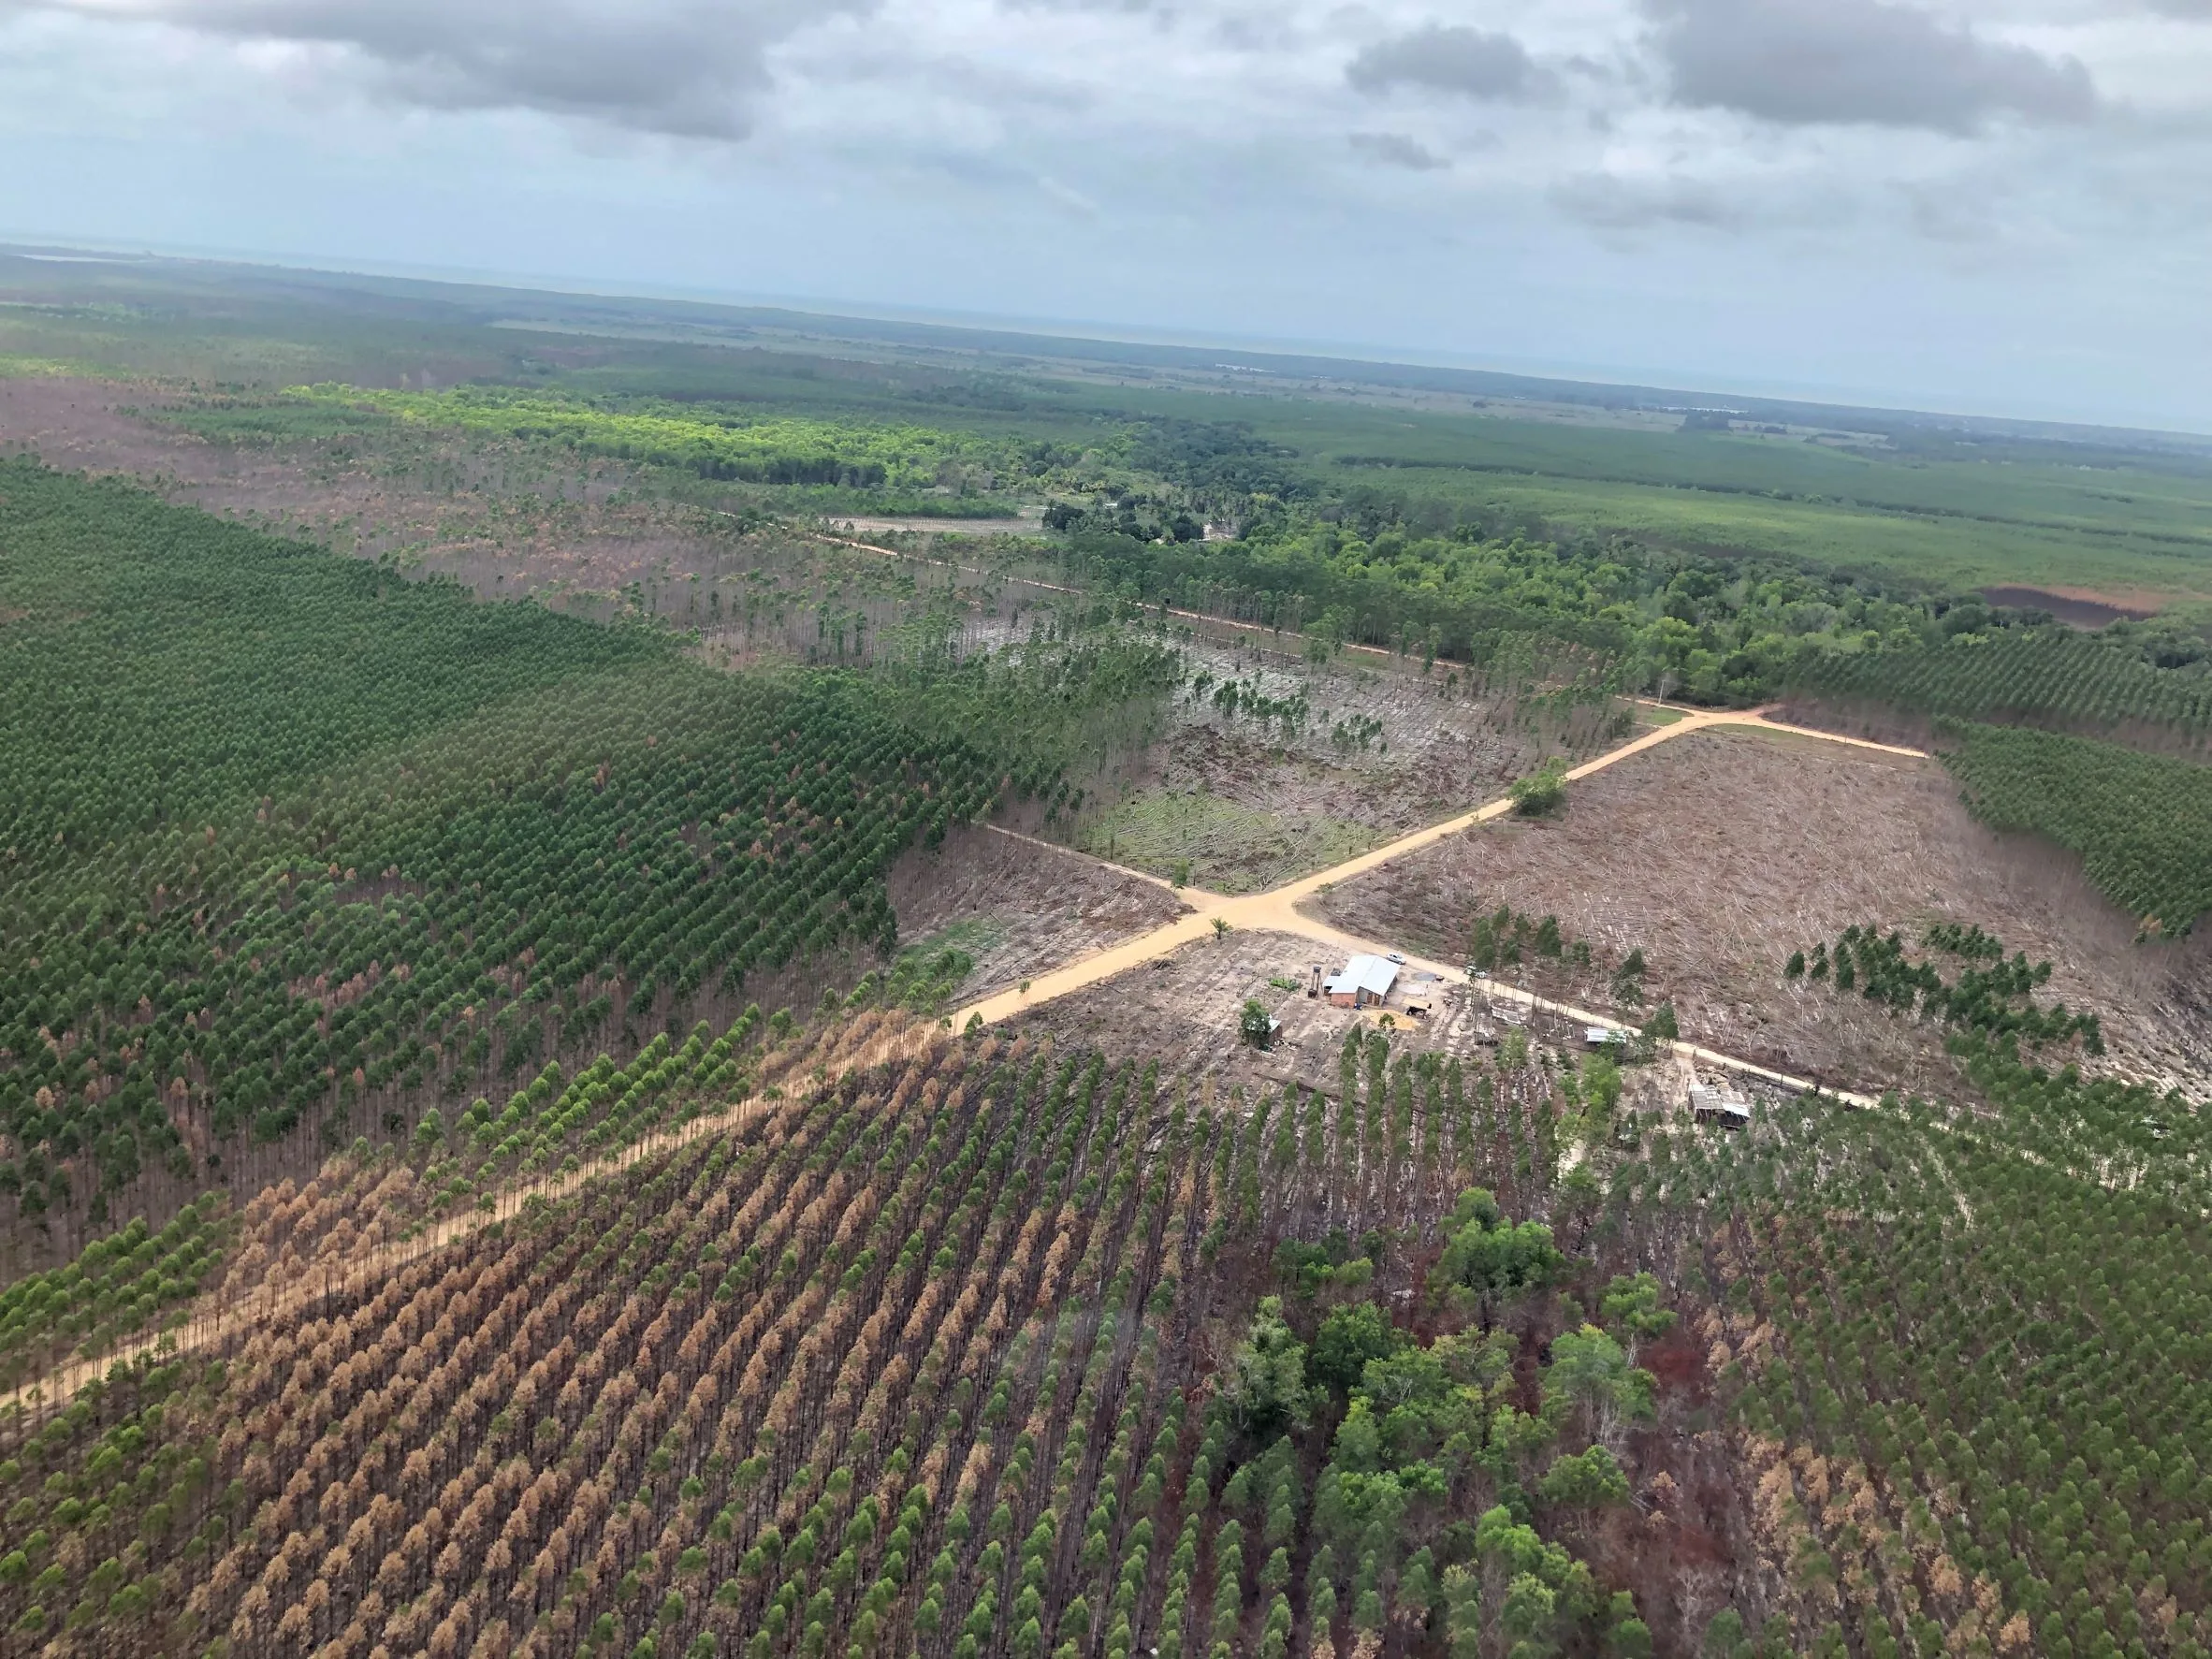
[1074,787,1381,893]
[290,383,1032,500]
[904,916,1009,959]
[0,353,90,378]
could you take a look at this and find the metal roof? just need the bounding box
[1690,1084,1752,1119]
[1324,954,1399,999]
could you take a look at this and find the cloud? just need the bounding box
[1550,172,1756,231]
[1649,0,2098,131]
[1346,23,1540,100]
[4,0,865,138]
[1347,131,1449,169]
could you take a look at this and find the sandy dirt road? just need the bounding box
[955,706,1923,1104]
[0,1017,939,1412]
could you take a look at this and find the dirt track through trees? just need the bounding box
[0,1015,939,1413]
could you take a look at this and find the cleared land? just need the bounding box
[1067,635,1608,892]
[999,926,1732,1114]
[888,823,1187,1000]
[1316,723,2212,1097]
[0,376,1010,666]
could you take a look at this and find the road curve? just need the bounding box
[4,712,1911,1409]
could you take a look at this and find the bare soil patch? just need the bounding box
[887,823,1186,1000]
[1003,927,1438,1096]
[999,925,1701,1112]
[1317,724,2212,1099]
[1980,584,2161,626]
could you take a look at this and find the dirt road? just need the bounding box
[955,706,1923,1104]
[0,1017,939,1413]
[2,712,1914,1407]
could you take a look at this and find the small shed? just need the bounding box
[1690,1084,1752,1128]
[1584,1026,1623,1048]
[1325,955,1400,1009]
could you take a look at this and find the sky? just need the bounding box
[2,0,2210,429]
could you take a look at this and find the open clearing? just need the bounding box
[998,925,1772,1127]
[0,374,1065,669]
[1065,633,1610,891]
[887,822,1186,1000]
[1316,722,2212,1097]
[998,927,1492,1087]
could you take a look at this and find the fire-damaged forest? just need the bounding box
[7,1015,2205,1659]
[4,255,2212,1659]
[0,1026,1747,1659]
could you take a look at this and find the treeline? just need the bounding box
[1050,520,2066,708]
[1937,720,2212,936]
[1040,435,2212,762]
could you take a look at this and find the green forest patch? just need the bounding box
[1938,720,2212,935]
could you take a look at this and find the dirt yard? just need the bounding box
[997,925,1584,1096]
[1003,926,1444,1095]
[993,924,1787,1166]
[887,823,1186,1002]
[1316,723,2212,1099]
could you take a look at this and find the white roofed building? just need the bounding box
[1325,954,1399,1008]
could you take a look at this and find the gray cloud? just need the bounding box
[1346,24,1540,100]
[8,0,863,138]
[1650,0,2097,132]
[1348,131,1450,169]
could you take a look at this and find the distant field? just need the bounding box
[1383,470,2212,606]
[11,256,2212,611]
[1171,395,2212,607]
